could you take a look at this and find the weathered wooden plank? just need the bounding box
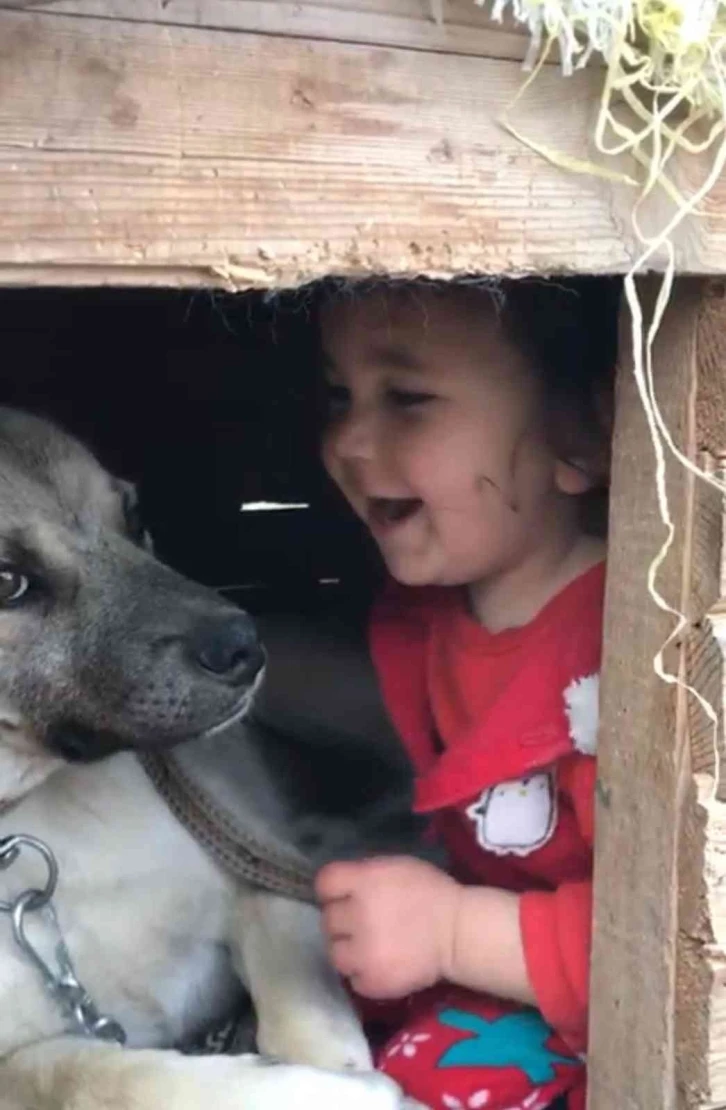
[0,0,532,63]
[682,285,726,797]
[676,285,726,1110]
[589,279,702,1110]
[678,785,726,1110]
[0,10,724,287]
[591,280,726,1110]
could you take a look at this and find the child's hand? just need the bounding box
[315,856,460,1000]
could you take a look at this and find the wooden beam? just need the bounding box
[0,9,724,287]
[590,280,726,1110]
[0,0,534,64]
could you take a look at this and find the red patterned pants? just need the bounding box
[365,987,585,1110]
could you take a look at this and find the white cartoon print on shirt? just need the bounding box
[466,772,557,858]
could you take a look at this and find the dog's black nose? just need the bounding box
[190,613,264,684]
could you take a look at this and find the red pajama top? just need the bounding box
[368,562,605,1053]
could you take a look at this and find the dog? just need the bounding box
[0,408,424,1110]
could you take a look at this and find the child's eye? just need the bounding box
[388,389,436,409]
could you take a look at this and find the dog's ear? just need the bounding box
[116,479,154,553]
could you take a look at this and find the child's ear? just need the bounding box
[555,459,595,495]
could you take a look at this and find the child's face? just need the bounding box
[320,287,587,589]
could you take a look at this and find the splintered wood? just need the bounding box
[589,280,726,1110]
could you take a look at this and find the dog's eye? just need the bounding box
[0,569,29,606]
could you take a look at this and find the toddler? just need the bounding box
[315,277,618,1110]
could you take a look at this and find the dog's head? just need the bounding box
[0,408,265,797]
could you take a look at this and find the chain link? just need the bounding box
[0,834,126,1044]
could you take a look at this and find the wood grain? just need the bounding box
[677,286,726,1109]
[678,784,726,1110]
[0,9,724,287]
[591,281,726,1110]
[0,0,533,63]
[589,278,702,1110]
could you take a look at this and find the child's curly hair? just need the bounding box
[497,277,618,479]
[496,275,620,535]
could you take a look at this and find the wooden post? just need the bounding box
[589,280,726,1110]
[677,285,726,1110]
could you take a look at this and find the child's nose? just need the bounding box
[331,408,377,461]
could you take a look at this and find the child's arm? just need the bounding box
[447,873,593,1046]
[316,854,535,1004]
[445,882,534,1004]
[316,755,595,1048]
[518,756,595,1046]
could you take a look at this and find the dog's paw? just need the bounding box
[243,1062,410,1110]
[256,1007,372,1071]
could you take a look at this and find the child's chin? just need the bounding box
[382,556,440,588]
[384,553,476,590]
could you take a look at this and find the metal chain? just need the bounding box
[0,834,127,1045]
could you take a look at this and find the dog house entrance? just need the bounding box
[0,280,622,617]
[0,286,380,616]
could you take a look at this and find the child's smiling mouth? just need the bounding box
[367,497,424,531]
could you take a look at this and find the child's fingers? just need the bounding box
[315,860,363,903]
[328,935,360,980]
[321,898,355,940]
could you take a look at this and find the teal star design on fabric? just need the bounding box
[436,1008,576,1084]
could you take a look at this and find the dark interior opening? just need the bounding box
[0,287,380,615]
[0,276,622,618]
[0,276,622,889]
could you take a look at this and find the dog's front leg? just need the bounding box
[231,888,372,1072]
[2,1037,423,1110]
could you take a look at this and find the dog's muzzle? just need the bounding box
[44,609,266,763]
[187,612,265,688]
